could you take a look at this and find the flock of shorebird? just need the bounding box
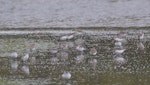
[61,31,145,80]
[113,32,145,65]
[8,29,145,80]
[9,44,36,75]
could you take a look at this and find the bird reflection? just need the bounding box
[89,59,97,70]
[114,32,127,45]
[115,41,122,47]
[11,60,19,72]
[30,57,36,65]
[21,65,30,75]
[137,32,145,53]
[138,32,144,41]
[57,51,69,61]
[114,56,127,65]
[75,54,85,64]
[74,38,85,45]
[114,47,126,55]
[50,57,59,65]
[76,45,86,52]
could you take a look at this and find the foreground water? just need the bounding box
[0,29,149,85]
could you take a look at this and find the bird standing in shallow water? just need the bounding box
[10,52,18,58]
[22,53,29,62]
[138,32,144,40]
[114,48,126,55]
[137,42,145,51]
[62,71,71,80]
[60,33,75,41]
[114,32,127,45]
[137,32,145,53]
[89,47,97,55]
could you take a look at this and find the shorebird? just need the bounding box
[114,48,126,55]
[89,47,97,55]
[22,43,36,62]
[138,32,144,41]
[22,53,29,62]
[60,33,75,41]
[60,35,68,41]
[114,37,125,42]
[62,71,71,80]
[67,33,74,40]
[10,52,18,58]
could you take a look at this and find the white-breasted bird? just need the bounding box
[76,45,86,52]
[10,52,18,58]
[114,48,126,54]
[22,53,29,62]
[137,42,145,51]
[89,47,97,55]
[62,71,71,80]
[138,32,144,40]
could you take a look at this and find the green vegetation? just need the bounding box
[0,79,18,85]
[0,38,55,57]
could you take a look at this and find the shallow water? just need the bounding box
[0,29,149,85]
[0,0,150,27]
